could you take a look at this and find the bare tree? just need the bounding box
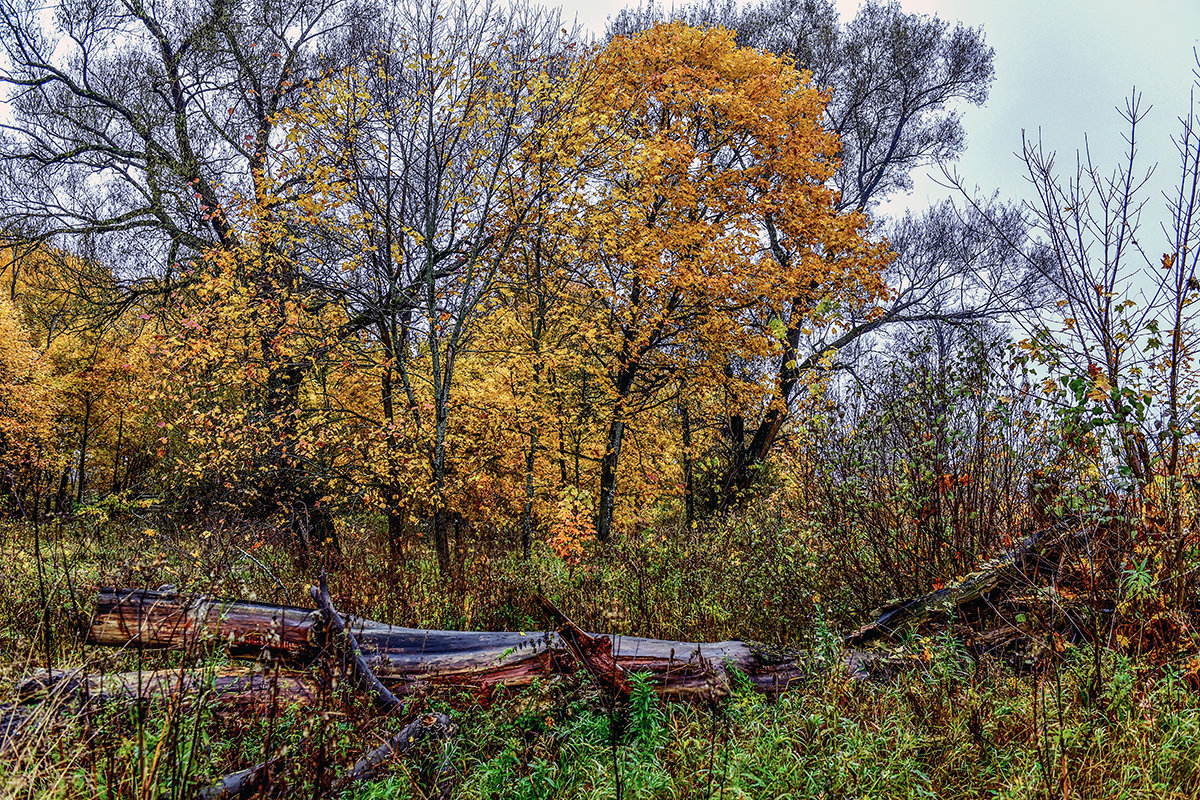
[289,0,582,570]
[958,70,1200,603]
[1018,92,1200,476]
[0,0,361,275]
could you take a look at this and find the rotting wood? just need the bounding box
[845,525,1068,646]
[13,667,320,712]
[88,588,808,701]
[88,587,318,657]
[535,594,632,698]
[0,667,320,755]
[10,662,319,719]
[333,711,458,797]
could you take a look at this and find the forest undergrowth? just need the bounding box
[1,0,1200,797]
[3,505,1199,800]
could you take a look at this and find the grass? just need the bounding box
[437,652,1200,800]
[2,513,1200,799]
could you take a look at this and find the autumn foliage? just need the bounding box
[0,23,892,559]
[11,3,1200,799]
[4,17,1195,616]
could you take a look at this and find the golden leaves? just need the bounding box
[532,21,890,380]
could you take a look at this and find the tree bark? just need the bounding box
[75,392,91,505]
[432,507,452,577]
[595,414,625,543]
[87,588,808,702]
[12,666,320,714]
[522,428,537,559]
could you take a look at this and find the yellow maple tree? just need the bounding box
[530,23,890,540]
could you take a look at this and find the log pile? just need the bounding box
[84,583,810,702]
[9,523,1079,722]
[3,578,816,796]
[4,524,1083,795]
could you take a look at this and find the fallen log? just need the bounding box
[88,588,318,657]
[845,525,1069,647]
[1,667,320,755]
[0,705,32,754]
[88,587,809,701]
[13,666,320,712]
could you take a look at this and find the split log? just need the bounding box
[12,667,320,714]
[536,594,631,698]
[88,588,809,701]
[88,588,318,657]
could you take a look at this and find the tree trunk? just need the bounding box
[110,407,124,494]
[712,294,808,511]
[379,345,411,561]
[595,414,625,543]
[387,509,406,558]
[432,507,452,577]
[679,398,694,526]
[87,588,810,702]
[76,392,91,505]
[53,466,70,516]
[522,428,536,559]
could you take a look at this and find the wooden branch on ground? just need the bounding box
[333,712,458,797]
[197,748,289,800]
[845,525,1066,646]
[196,711,460,800]
[311,572,405,713]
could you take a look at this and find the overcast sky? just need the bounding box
[556,0,1200,220]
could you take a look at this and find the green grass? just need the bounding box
[427,653,1200,800]
[3,515,1200,799]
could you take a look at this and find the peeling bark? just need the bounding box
[87,588,808,702]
